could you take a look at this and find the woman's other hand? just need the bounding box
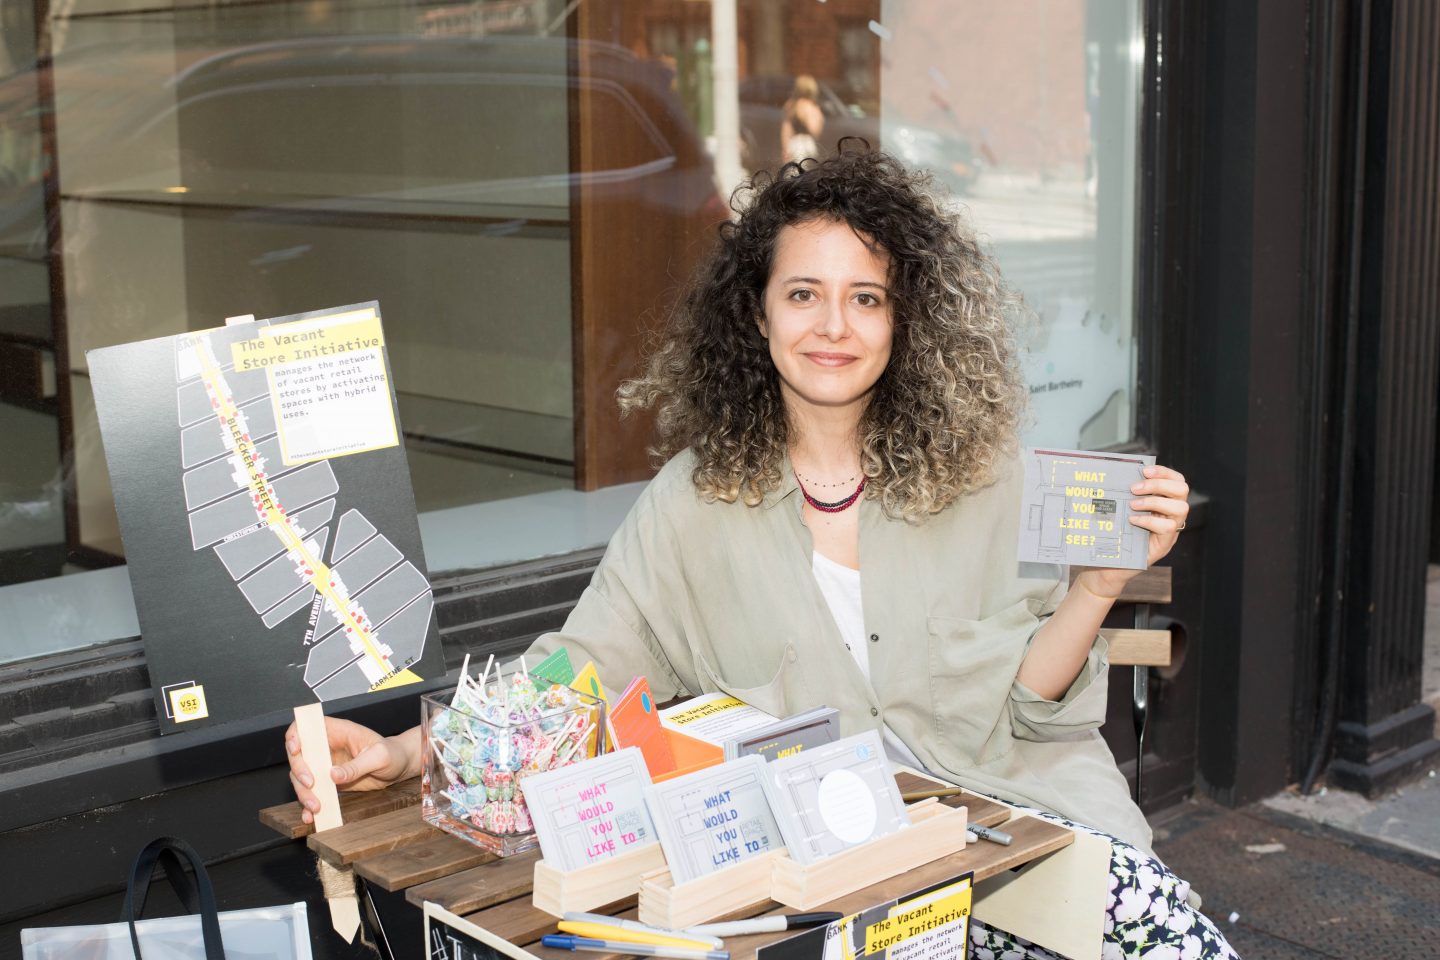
[284,717,420,824]
[1077,464,1190,599]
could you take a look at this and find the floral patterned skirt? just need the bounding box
[969,809,1241,960]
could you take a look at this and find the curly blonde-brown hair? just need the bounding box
[618,147,1027,520]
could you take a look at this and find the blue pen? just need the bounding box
[542,934,730,960]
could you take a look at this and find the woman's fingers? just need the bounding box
[285,716,397,815]
[1130,495,1189,519]
[1129,512,1185,534]
[1131,465,1189,501]
[1143,464,1185,482]
[1131,463,1190,537]
[289,770,320,823]
[286,731,318,790]
[333,738,395,787]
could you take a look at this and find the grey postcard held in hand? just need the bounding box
[1017,447,1156,570]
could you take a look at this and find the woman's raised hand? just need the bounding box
[284,716,420,824]
[1077,464,1191,598]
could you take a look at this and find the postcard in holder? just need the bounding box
[523,747,658,872]
[645,753,786,885]
[728,706,841,761]
[610,676,677,777]
[765,729,911,865]
[569,661,608,703]
[532,648,576,686]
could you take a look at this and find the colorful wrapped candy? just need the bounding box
[419,654,604,857]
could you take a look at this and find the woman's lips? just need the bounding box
[804,352,858,367]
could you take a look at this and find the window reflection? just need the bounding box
[0,0,1141,663]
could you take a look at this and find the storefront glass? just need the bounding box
[0,0,1142,662]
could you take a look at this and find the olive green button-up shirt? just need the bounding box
[528,449,1152,853]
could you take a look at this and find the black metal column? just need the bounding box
[1330,0,1440,794]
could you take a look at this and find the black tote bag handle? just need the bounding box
[123,836,227,960]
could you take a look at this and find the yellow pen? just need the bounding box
[556,922,720,950]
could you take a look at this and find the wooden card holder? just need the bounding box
[532,842,669,917]
[636,850,785,929]
[769,798,969,910]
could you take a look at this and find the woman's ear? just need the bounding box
[756,312,768,339]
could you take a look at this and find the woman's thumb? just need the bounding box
[332,739,390,785]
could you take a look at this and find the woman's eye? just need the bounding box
[855,292,883,307]
[790,289,815,302]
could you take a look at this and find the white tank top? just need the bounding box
[811,550,927,772]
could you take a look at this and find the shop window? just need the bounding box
[0,0,1142,665]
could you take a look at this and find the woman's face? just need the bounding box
[760,218,894,424]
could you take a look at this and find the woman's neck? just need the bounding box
[787,405,863,480]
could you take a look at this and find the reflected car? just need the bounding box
[0,35,729,250]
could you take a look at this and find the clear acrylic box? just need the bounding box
[421,671,605,856]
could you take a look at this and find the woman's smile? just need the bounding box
[804,351,860,366]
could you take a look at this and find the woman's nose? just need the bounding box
[815,300,848,340]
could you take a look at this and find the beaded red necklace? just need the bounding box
[795,473,866,513]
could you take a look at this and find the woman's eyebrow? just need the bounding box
[779,276,888,290]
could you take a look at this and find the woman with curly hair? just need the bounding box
[287,148,1236,959]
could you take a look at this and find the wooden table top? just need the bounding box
[259,771,1073,960]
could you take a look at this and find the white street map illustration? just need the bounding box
[177,323,427,700]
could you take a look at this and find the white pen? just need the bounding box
[563,913,724,949]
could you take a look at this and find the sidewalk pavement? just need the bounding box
[1152,773,1439,959]
[1146,567,1440,955]
[1144,566,1440,958]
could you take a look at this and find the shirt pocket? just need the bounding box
[693,642,805,719]
[926,598,1038,764]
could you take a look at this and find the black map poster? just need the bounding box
[88,302,443,733]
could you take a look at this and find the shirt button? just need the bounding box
[870,707,879,717]
[869,633,879,643]
[787,648,798,663]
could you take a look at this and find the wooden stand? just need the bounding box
[293,703,361,942]
[532,842,669,916]
[769,799,969,910]
[637,850,785,929]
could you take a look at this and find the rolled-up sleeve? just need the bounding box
[1008,631,1110,740]
[526,466,695,701]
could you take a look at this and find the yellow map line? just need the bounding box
[195,336,415,686]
